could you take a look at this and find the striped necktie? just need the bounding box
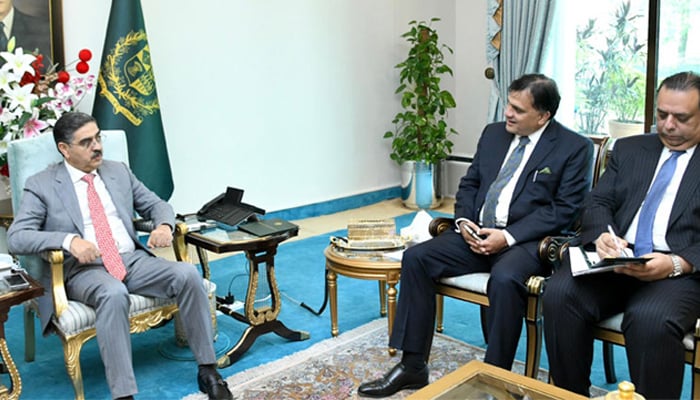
[482,136,530,228]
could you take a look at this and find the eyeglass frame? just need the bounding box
[66,132,103,149]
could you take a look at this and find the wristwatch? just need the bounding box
[669,255,683,278]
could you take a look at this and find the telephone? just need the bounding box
[197,187,266,227]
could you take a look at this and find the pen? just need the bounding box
[533,170,538,183]
[607,225,624,255]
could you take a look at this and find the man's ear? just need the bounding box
[57,142,70,158]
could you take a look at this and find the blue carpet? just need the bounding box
[5,210,692,399]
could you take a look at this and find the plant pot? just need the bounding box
[400,160,443,209]
[608,120,644,139]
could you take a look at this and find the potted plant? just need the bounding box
[575,1,646,137]
[384,18,457,209]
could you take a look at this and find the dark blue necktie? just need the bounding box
[482,136,530,228]
[634,150,684,256]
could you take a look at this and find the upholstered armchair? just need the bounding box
[429,134,611,379]
[6,131,203,400]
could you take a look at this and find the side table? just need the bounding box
[0,272,43,399]
[174,224,309,368]
[324,245,401,355]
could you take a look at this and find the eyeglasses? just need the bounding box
[68,133,102,149]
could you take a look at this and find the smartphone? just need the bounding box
[3,273,30,291]
[463,223,486,240]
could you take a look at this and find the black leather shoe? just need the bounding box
[358,363,429,398]
[197,367,233,400]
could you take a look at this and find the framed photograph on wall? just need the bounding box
[9,0,64,67]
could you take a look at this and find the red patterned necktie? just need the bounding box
[82,174,127,281]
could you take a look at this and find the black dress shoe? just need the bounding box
[197,368,233,400]
[358,362,429,398]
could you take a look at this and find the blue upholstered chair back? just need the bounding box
[7,130,129,212]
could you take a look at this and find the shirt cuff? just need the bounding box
[63,234,78,251]
[502,229,516,247]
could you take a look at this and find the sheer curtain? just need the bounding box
[487,0,556,122]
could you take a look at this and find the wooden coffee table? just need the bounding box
[324,245,401,354]
[408,360,588,399]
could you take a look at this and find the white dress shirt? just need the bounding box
[62,163,135,254]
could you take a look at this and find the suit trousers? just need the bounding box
[543,258,700,398]
[65,249,215,398]
[388,230,545,369]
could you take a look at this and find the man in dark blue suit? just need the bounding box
[358,74,593,397]
[544,72,700,399]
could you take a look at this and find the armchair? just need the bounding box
[430,134,611,379]
[7,131,203,400]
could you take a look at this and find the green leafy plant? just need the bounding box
[575,1,646,132]
[384,18,457,165]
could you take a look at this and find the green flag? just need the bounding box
[93,0,174,200]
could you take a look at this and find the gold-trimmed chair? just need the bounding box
[539,235,700,398]
[430,134,611,379]
[7,131,207,400]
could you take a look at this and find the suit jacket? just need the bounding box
[11,8,51,60]
[455,120,593,245]
[7,160,175,333]
[581,134,700,267]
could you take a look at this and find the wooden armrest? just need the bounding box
[173,222,189,263]
[429,217,455,237]
[538,235,578,271]
[45,249,68,318]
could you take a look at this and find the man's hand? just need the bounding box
[594,231,631,258]
[458,220,507,255]
[69,237,101,264]
[614,253,678,281]
[147,224,173,248]
[471,227,508,255]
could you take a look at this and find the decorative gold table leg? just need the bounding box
[328,269,339,337]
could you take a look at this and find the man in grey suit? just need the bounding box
[359,74,593,397]
[7,112,232,400]
[544,71,700,399]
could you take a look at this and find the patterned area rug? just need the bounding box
[183,318,589,400]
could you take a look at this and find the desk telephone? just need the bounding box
[197,187,265,227]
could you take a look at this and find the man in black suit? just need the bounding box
[0,1,51,59]
[358,74,593,397]
[543,71,700,399]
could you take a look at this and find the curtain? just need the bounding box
[487,0,556,123]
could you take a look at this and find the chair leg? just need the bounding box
[603,342,617,383]
[479,305,489,344]
[23,303,35,362]
[435,295,444,333]
[523,309,543,379]
[62,337,87,400]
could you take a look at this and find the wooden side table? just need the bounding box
[174,224,309,368]
[324,245,401,354]
[0,272,43,399]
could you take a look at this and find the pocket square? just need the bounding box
[538,167,552,175]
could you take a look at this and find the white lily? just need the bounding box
[6,83,37,111]
[0,47,36,77]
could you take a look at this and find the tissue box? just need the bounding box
[347,219,396,240]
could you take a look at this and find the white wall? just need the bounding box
[62,0,489,213]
